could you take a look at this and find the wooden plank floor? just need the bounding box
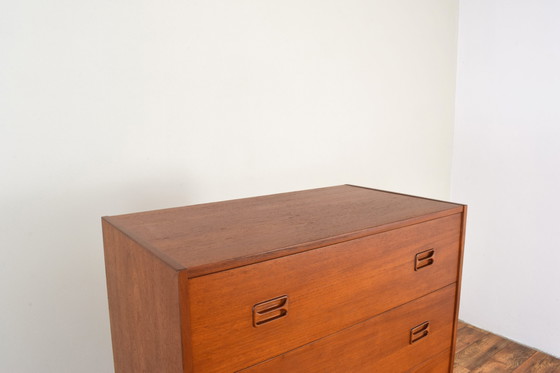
[455,321,560,372]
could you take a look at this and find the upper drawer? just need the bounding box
[187,213,462,372]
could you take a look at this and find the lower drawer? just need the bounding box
[237,284,457,373]
[411,349,452,372]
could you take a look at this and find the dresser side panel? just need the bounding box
[102,219,185,373]
[449,206,468,371]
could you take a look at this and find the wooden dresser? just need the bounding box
[102,185,467,373]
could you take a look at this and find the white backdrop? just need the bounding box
[453,0,560,358]
[1,0,459,371]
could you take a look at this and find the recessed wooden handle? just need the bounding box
[252,295,288,327]
[410,321,430,344]
[415,249,435,271]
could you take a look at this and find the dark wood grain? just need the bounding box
[512,352,560,373]
[454,365,471,373]
[189,214,462,372]
[238,284,457,373]
[454,323,560,373]
[455,322,489,353]
[455,333,510,371]
[473,340,537,372]
[102,220,187,373]
[104,185,463,277]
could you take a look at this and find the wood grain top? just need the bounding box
[102,185,464,277]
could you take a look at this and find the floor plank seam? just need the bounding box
[454,321,560,372]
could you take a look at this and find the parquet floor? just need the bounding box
[455,321,560,372]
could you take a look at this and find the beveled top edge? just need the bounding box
[103,185,465,277]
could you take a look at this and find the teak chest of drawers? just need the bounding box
[102,185,467,373]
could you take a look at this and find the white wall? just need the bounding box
[453,0,560,357]
[1,1,458,371]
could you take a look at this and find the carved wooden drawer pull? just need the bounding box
[415,249,435,271]
[253,295,288,327]
[410,321,430,344]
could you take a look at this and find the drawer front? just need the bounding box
[188,214,462,372]
[238,284,456,373]
[411,349,452,373]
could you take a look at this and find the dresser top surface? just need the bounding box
[103,185,463,277]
